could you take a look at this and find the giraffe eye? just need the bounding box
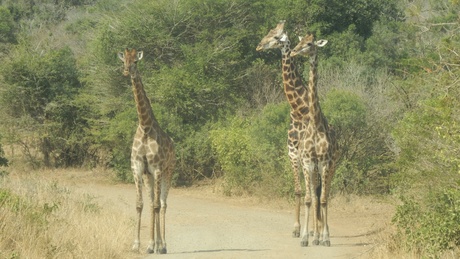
[274,36,280,40]
[307,42,313,46]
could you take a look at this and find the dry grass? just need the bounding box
[369,230,460,259]
[0,171,133,259]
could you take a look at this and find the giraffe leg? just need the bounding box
[319,162,332,247]
[311,171,321,246]
[300,162,314,247]
[290,152,302,238]
[293,193,301,238]
[133,181,142,252]
[154,207,161,253]
[288,134,302,238]
[320,203,330,247]
[143,172,156,254]
[158,175,170,254]
[132,160,144,252]
[150,168,166,254]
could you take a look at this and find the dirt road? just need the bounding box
[67,175,392,259]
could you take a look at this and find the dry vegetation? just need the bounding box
[0,170,133,259]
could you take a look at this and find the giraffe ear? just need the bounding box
[137,51,143,61]
[315,40,328,47]
[117,52,125,61]
[298,36,302,42]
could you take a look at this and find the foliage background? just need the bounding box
[0,0,459,257]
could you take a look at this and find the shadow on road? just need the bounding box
[175,248,269,254]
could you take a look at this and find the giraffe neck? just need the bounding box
[307,53,323,126]
[280,41,309,119]
[130,68,158,131]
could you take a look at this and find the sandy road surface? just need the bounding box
[66,176,392,259]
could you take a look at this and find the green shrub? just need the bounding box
[175,125,218,185]
[100,108,137,182]
[210,103,291,196]
[393,188,460,256]
[210,117,258,195]
[323,89,392,194]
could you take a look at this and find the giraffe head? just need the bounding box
[256,20,289,51]
[290,33,328,58]
[118,48,143,76]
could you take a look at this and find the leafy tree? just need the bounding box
[389,2,460,256]
[0,45,91,167]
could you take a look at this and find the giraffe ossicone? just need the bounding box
[118,48,175,254]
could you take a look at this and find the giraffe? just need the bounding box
[118,48,175,254]
[256,21,312,239]
[290,33,338,247]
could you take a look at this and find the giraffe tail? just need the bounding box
[316,179,322,221]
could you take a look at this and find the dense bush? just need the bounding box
[389,2,460,255]
[0,46,93,167]
[393,188,460,256]
[210,103,291,196]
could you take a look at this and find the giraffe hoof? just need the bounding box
[292,230,300,238]
[159,247,167,254]
[146,247,155,254]
[300,240,308,247]
[322,240,331,247]
[312,239,320,246]
[132,241,140,252]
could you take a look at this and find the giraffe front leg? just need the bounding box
[157,206,167,254]
[319,163,332,247]
[293,193,301,238]
[310,168,321,246]
[133,202,142,252]
[300,194,311,247]
[320,203,330,247]
[146,206,156,254]
[311,185,321,246]
[291,155,302,238]
[300,163,314,247]
[288,136,302,238]
[143,172,156,254]
[157,178,170,254]
[132,169,143,252]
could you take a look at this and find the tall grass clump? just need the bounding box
[0,175,132,259]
